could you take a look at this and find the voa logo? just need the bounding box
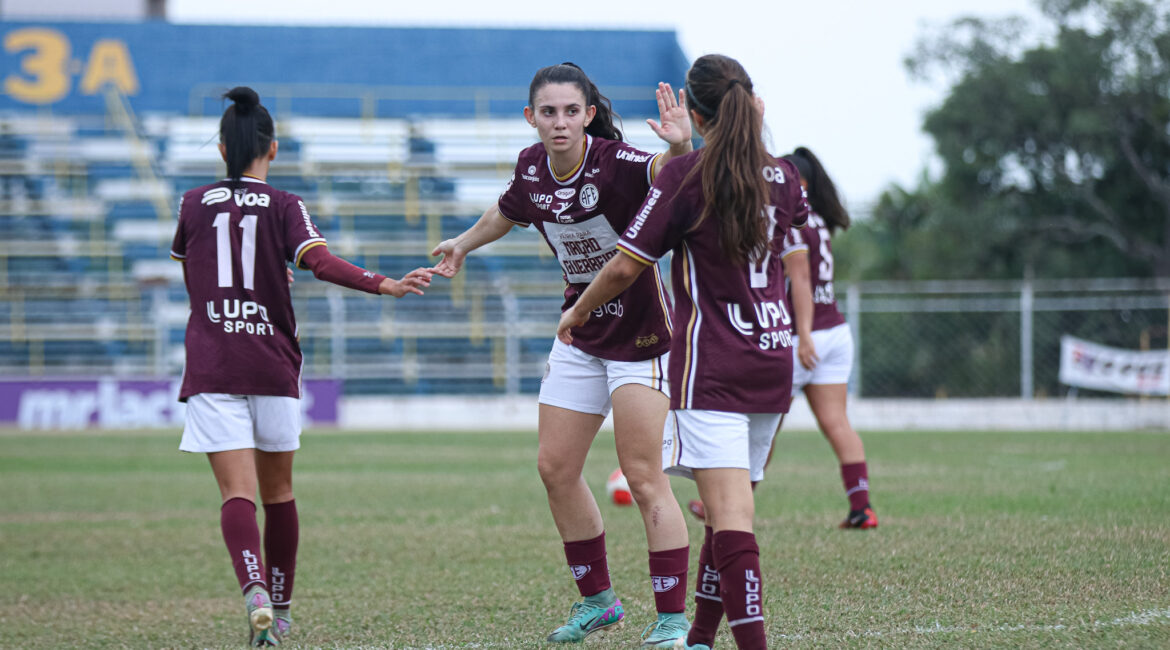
[616,149,652,163]
[201,187,272,207]
[762,165,787,183]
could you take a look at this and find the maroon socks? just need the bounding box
[841,462,870,511]
[714,530,766,649]
[562,532,611,597]
[263,499,299,611]
[686,526,724,647]
[648,546,689,614]
[221,497,266,593]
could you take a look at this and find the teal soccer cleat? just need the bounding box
[640,612,690,647]
[546,588,624,643]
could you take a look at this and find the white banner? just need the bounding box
[1059,335,1170,396]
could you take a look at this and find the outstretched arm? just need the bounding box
[430,203,515,278]
[556,252,648,344]
[646,82,693,177]
[300,245,432,297]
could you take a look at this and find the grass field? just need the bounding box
[1,428,1168,649]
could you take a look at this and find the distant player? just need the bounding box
[430,63,693,646]
[686,147,877,530]
[558,54,808,649]
[170,86,431,647]
[779,147,876,529]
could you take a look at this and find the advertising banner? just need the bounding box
[1059,336,1169,396]
[0,378,341,429]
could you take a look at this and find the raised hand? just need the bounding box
[646,82,692,147]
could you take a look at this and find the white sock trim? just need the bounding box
[728,616,764,627]
[695,592,722,602]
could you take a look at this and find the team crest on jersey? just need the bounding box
[570,565,590,580]
[579,184,599,209]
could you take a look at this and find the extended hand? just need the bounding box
[380,267,433,297]
[430,239,465,278]
[646,82,692,146]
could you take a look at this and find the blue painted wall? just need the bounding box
[0,22,690,117]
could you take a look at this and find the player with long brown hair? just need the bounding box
[558,54,808,649]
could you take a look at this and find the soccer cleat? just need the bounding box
[272,610,292,639]
[640,612,690,647]
[546,589,624,643]
[840,506,879,529]
[244,585,276,646]
[671,639,712,650]
[687,499,706,521]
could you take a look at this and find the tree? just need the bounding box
[844,0,1170,280]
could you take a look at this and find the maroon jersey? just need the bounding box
[618,152,808,412]
[170,177,327,400]
[780,212,846,332]
[497,135,672,361]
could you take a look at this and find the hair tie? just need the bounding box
[727,79,741,89]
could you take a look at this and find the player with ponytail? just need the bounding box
[172,87,431,647]
[559,54,809,649]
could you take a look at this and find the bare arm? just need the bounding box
[430,203,515,278]
[556,252,649,344]
[782,250,818,369]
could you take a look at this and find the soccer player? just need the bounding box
[430,63,693,646]
[557,54,808,649]
[686,148,877,531]
[170,86,431,647]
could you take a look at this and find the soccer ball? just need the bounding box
[606,468,634,506]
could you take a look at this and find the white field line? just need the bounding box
[388,607,1170,649]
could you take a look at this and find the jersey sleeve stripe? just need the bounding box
[170,250,186,261]
[616,241,657,265]
[780,244,809,259]
[294,239,328,269]
[648,153,663,184]
[497,206,527,226]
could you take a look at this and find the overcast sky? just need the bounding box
[169,0,1044,212]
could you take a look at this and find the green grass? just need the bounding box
[1,429,1168,648]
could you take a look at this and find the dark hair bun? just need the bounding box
[224,86,260,114]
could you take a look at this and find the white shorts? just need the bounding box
[662,409,782,482]
[538,338,669,417]
[180,393,302,453]
[792,322,854,393]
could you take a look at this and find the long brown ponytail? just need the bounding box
[685,55,771,266]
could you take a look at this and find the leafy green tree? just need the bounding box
[843,0,1170,281]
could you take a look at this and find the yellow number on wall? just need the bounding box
[4,28,70,104]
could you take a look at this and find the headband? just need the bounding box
[685,79,716,118]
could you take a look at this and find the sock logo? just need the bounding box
[242,550,263,582]
[570,564,591,580]
[651,576,679,592]
[271,567,286,604]
[744,569,761,617]
[699,564,720,597]
[846,478,869,496]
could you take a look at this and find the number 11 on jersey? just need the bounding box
[213,212,258,290]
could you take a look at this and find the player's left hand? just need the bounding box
[647,82,691,146]
[380,267,433,297]
[556,307,588,345]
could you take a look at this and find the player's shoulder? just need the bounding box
[593,137,654,165]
